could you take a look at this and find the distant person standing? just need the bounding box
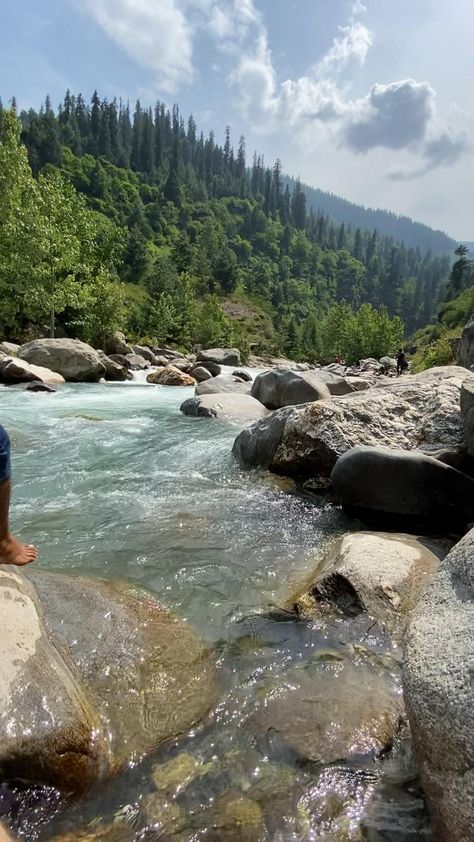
[396,349,407,376]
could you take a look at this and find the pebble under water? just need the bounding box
[0,379,431,840]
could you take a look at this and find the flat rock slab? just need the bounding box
[181,393,269,423]
[0,357,65,385]
[197,348,241,367]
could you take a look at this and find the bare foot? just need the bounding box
[0,534,37,566]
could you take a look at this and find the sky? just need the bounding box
[2,0,473,239]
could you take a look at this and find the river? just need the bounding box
[0,379,431,840]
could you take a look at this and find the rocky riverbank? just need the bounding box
[1,325,473,839]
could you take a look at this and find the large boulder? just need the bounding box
[251,661,401,763]
[28,571,216,770]
[197,347,241,367]
[457,314,474,369]
[190,365,213,383]
[147,365,195,386]
[104,332,133,357]
[461,379,474,458]
[234,367,474,487]
[196,374,251,395]
[18,339,105,383]
[0,342,19,356]
[108,353,132,370]
[331,445,474,528]
[232,407,297,468]
[125,353,149,370]
[0,356,65,385]
[291,532,446,634]
[180,394,269,423]
[97,351,130,382]
[131,344,155,363]
[167,357,192,373]
[250,368,331,409]
[403,529,474,840]
[0,568,107,792]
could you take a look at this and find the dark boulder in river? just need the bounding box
[331,444,474,527]
[250,368,331,409]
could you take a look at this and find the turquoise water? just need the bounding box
[0,381,430,840]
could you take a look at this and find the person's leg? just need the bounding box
[0,426,37,566]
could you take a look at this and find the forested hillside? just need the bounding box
[288,178,456,256]
[0,92,457,361]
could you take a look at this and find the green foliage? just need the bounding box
[411,328,458,373]
[3,91,455,356]
[320,303,404,364]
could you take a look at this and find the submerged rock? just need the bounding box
[291,532,446,634]
[331,445,474,527]
[250,368,331,409]
[18,339,105,383]
[197,347,241,367]
[210,793,265,842]
[234,367,474,487]
[181,393,268,423]
[147,365,195,386]
[252,661,401,764]
[403,528,474,840]
[28,571,217,769]
[0,569,216,793]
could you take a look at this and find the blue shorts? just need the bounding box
[0,425,11,483]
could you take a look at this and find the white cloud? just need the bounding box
[81,0,193,93]
[315,21,373,75]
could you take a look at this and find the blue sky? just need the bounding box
[2,0,473,238]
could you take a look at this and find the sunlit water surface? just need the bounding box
[0,380,431,840]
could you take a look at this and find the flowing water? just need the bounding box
[0,379,431,840]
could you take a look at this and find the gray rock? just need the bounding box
[234,367,474,487]
[232,407,296,468]
[292,532,446,635]
[0,356,65,385]
[104,331,133,356]
[198,360,221,377]
[251,661,402,763]
[152,347,186,360]
[331,445,474,527]
[167,357,192,373]
[125,353,149,370]
[181,393,269,423]
[0,342,20,356]
[232,369,253,382]
[315,369,356,395]
[197,347,241,367]
[98,351,130,382]
[403,528,474,840]
[461,379,474,458]
[195,374,251,395]
[0,568,106,792]
[108,353,132,369]
[131,344,155,362]
[190,365,213,383]
[250,368,331,409]
[379,355,397,370]
[457,314,474,369]
[18,339,105,383]
[28,571,217,772]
